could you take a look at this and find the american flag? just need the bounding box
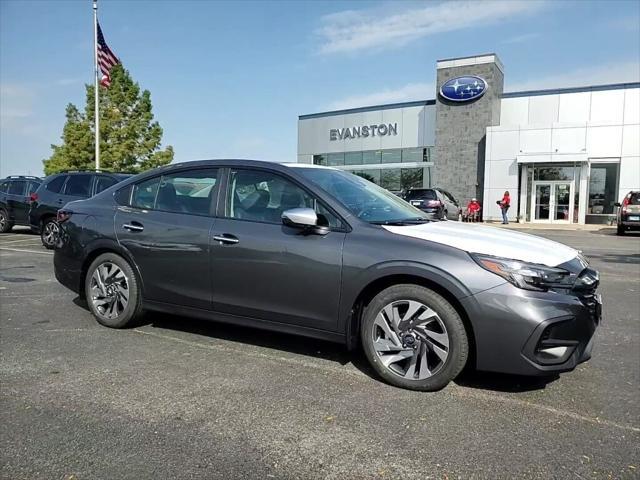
[97,21,119,87]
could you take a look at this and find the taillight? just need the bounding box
[30,192,38,202]
[426,200,441,207]
[622,196,630,214]
[57,209,72,223]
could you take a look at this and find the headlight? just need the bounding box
[471,253,573,291]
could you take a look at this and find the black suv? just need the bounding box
[29,171,131,248]
[0,176,42,233]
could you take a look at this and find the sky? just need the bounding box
[1,0,639,177]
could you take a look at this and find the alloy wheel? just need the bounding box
[42,221,60,246]
[372,300,450,380]
[0,213,6,230]
[90,262,129,319]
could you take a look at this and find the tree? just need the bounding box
[44,64,173,175]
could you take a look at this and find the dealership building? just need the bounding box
[297,54,640,224]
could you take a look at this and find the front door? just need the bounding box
[114,168,220,310]
[209,168,346,331]
[531,181,574,223]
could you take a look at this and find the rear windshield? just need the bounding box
[405,189,437,200]
[628,193,640,205]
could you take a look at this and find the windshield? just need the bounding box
[405,189,437,200]
[295,168,429,224]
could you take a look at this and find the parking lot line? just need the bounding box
[0,247,53,255]
[134,328,640,435]
[0,238,44,245]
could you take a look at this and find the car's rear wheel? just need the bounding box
[41,217,59,249]
[361,284,468,391]
[85,253,142,328]
[617,224,625,235]
[0,209,13,233]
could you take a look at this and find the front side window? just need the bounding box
[8,181,27,195]
[46,175,67,193]
[298,168,429,224]
[64,175,92,197]
[0,181,9,193]
[226,169,341,228]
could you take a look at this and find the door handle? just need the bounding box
[212,234,239,245]
[123,223,144,232]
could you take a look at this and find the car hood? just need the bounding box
[382,222,578,267]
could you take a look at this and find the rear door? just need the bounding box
[209,167,346,331]
[114,167,220,310]
[7,180,28,223]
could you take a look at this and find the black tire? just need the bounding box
[361,284,468,391]
[616,224,625,236]
[84,253,142,328]
[40,217,59,249]
[0,208,13,233]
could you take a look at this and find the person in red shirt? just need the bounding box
[498,191,511,224]
[466,198,481,222]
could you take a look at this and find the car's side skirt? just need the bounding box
[143,300,346,345]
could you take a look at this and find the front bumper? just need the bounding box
[461,282,600,376]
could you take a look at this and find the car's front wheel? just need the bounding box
[85,253,142,328]
[41,218,60,249]
[361,284,468,391]
[0,209,13,233]
[617,224,625,235]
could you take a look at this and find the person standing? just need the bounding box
[499,191,511,224]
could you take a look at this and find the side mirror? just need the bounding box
[282,208,329,235]
[614,202,621,207]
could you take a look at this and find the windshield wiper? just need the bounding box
[370,217,431,226]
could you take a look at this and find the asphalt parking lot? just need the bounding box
[1,227,639,479]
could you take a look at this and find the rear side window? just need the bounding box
[8,181,26,195]
[405,189,437,200]
[27,180,41,194]
[64,175,92,197]
[132,177,161,209]
[131,169,219,215]
[95,176,118,194]
[46,175,67,193]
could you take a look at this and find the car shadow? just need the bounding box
[454,368,559,393]
[586,253,640,265]
[74,297,559,393]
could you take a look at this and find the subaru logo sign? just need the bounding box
[439,76,487,102]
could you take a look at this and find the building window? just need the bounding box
[327,153,344,166]
[381,149,401,164]
[380,169,401,192]
[353,170,381,185]
[588,162,620,216]
[401,148,423,163]
[345,152,363,165]
[313,155,326,166]
[362,150,381,164]
[401,168,425,190]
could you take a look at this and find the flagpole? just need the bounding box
[93,0,100,171]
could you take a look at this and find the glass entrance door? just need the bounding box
[531,181,574,223]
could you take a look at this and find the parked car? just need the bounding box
[614,191,640,235]
[403,188,460,220]
[0,175,42,233]
[53,160,601,391]
[29,170,131,248]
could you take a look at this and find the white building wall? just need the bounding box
[297,104,437,161]
[484,86,640,222]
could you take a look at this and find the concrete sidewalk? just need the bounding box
[483,221,615,232]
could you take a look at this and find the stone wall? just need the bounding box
[433,62,504,209]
